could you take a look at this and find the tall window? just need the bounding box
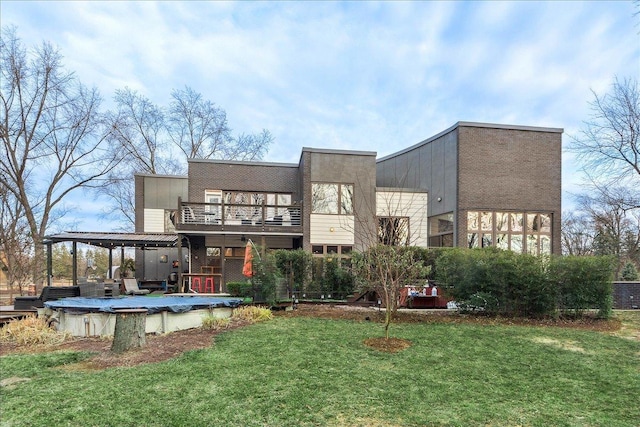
[428,212,454,247]
[378,217,409,246]
[467,211,552,255]
[311,183,353,214]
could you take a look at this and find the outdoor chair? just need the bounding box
[123,278,150,295]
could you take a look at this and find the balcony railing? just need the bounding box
[175,200,302,229]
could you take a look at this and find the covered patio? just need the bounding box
[43,232,184,287]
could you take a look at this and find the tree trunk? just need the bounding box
[111,309,147,353]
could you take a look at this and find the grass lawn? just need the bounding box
[1,313,639,426]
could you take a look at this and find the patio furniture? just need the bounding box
[123,278,150,295]
[14,286,81,310]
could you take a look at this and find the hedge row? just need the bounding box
[434,247,615,318]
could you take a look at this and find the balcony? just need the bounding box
[174,199,302,233]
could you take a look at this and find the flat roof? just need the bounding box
[44,232,181,248]
[377,121,564,162]
[187,158,298,168]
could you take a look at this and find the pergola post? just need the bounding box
[72,241,78,286]
[177,234,184,292]
[108,248,113,279]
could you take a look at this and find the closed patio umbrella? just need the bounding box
[242,240,254,278]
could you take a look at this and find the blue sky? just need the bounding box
[2,1,639,232]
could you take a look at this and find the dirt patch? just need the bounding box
[363,337,412,353]
[0,304,628,369]
[0,320,250,370]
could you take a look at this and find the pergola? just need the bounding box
[43,232,184,286]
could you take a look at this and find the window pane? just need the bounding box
[278,194,291,205]
[442,234,454,247]
[481,212,493,231]
[468,233,479,248]
[252,193,264,205]
[496,233,509,250]
[430,213,454,234]
[527,214,538,232]
[510,213,523,232]
[312,184,339,214]
[527,234,538,254]
[482,233,493,247]
[511,234,523,253]
[540,214,551,233]
[341,184,353,214]
[467,212,479,230]
[312,245,324,254]
[496,212,509,231]
[540,235,551,255]
[326,246,338,254]
[378,217,409,246]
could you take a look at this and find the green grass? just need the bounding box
[1,316,639,427]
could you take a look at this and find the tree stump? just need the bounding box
[111,309,147,353]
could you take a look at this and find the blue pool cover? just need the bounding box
[44,295,244,314]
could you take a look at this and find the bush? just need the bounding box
[436,248,549,317]
[226,281,253,297]
[232,305,273,323]
[274,249,312,295]
[548,255,615,318]
[202,315,230,330]
[436,248,615,319]
[251,248,281,305]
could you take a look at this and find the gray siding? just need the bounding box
[376,128,457,217]
[301,148,377,251]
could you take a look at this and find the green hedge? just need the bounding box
[226,281,253,297]
[435,248,615,318]
[548,255,615,318]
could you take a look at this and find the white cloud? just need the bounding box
[1,0,638,230]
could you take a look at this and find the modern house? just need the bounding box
[135,121,563,291]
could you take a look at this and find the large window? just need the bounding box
[311,183,353,214]
[378,217,409,246]
[221,191,292,220]
[467,211,552,255]
[428,212,454,247]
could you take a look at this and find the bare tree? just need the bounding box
[0,185,34,298]
[561,211,594,256]
[100,86,273,230]
[569,77,640,184]
[575,185,640,278]
[352,245,430,339]
[168,86,231,159]
[99,88,180,229]
[0,27,119,287]
[168,86,272,161]
[350,185,430,339]
[109,88,178,175]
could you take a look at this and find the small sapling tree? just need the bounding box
[352,245,430,338]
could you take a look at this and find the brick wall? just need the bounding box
[188,159,301,201]
[456,125,562,254]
